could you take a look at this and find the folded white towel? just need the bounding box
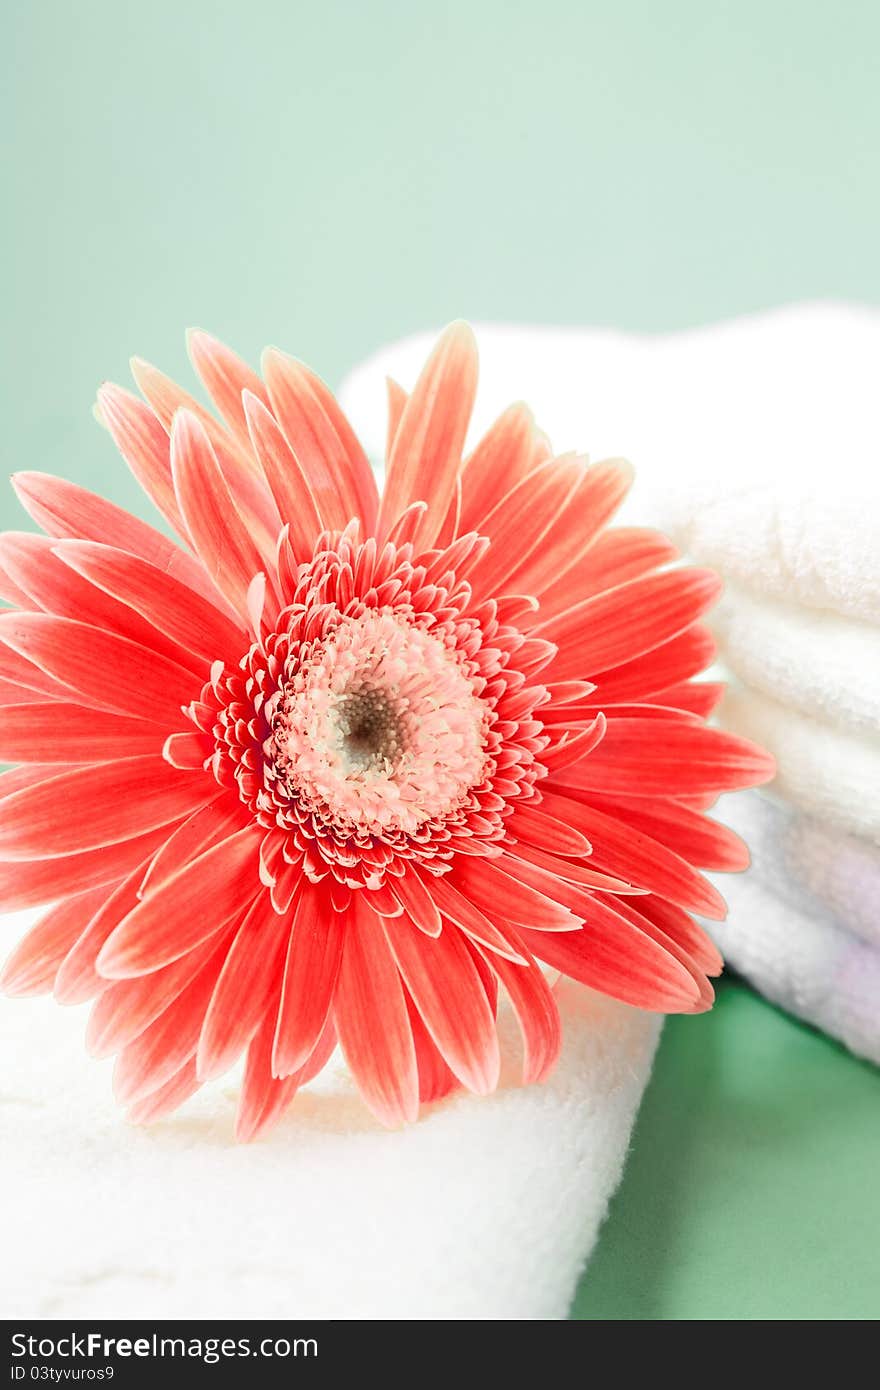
[339,303,880,624]
[0,910,660,1321]
[786,820,880,951]
[713,586,880,738]
[719,687,880,846]
[705,861,880,1067]
[718,791,880,950]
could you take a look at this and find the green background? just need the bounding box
[5,1,879,1318]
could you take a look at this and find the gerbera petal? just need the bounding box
[466,935,500,1015]
[0,678,47,704]
[385,377,408,459]
[0,642,71,701]
[490,849,612,920]
[552,719,776,797]
[433,470,462,548]
[131,358,282,563]
[0,887,106,996]
[649,679,725,719]
[198,892,292,1081]
[0,765,73,796]
[139,796,247,895]
[96,383,190,544]
[127,1056,200,1126]
[187,329,271,447]
[451,856,580,931]
[477,458,634,603]
[113,935,230,1105]
[170,410,266,622]
[0,613,198,721]
[0,756,212,862]
[588,624,717,704]
[555,700,701,724]
[538,712,608,772]
[518,895,703,1012]
[0,532,206,676]
[585,792,750,872]
[0,556,35,609]
[464,454,582,596]
[422,530,489,586]
[383,913,500,1095]
[536,526,680,620]
[261,349,379,532]
[55,540,246,668]
[235,1010,336,1143]
[674,791,720,811]
[97,824,263,979]
[384,501,429,548]
[426,873,528,963]
[537,568,722,682]
[11,471,220,606]
[0,825,172,916]
[608,896,715,1010]
[406,997,461,1105]
[53,848,169,1003]
[457,403,540,535]
[361,882,404,918]
[476,938,562,1085]
[511,458,634,600]
[535,788,727,919]
[241,390,323,557]
[162,731,214,770]
[614,893,724,977]
[272,882,345,1077]
[388,864,443,937]
[378,321,478,546]
[333,892,419,1127]
[130,355,257,474]
[0,703,165,765]
[507,799,592,857]
[88,924,236,1059]
[501,839,643,894]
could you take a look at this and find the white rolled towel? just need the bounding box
[716,790,880,950]
[703,792,880,1065]
[718,687,880,846]
[712,586,880,739]
[0,911,660,1321]
[705,870,880,1068]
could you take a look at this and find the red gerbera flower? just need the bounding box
[0,323,773,1138]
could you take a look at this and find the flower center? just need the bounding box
[331,687,405,774]
[196,531,546,888]
[268,609,491,837]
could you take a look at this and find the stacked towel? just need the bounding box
[340,302,880,1062]
[0,907,660,1320]
[706,794,880,1065]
